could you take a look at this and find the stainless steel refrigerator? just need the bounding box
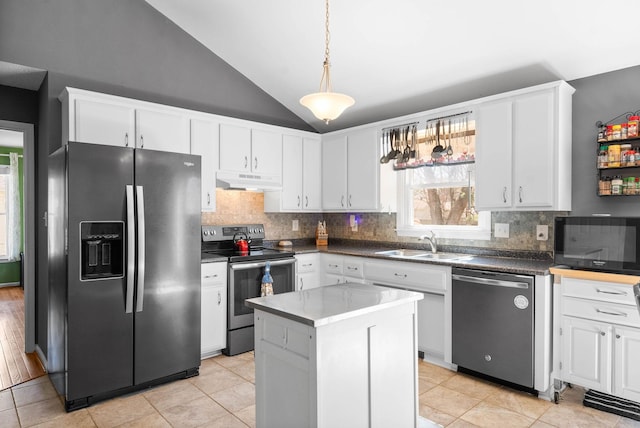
[48,141,201,411]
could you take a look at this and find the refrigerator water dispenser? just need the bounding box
[80,221,124,280]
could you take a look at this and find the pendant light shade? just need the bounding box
[300,0,354,124]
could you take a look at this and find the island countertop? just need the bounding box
[245,283,423,327]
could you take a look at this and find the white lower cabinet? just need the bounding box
[295,253,320,291]
[558,276,640,402]
[201,262,227,359]
[365,259,451,363]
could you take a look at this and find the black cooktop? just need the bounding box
[201,224,294,262]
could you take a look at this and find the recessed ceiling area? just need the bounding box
[145,0,640,132]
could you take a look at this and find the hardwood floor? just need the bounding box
[0,286,45,391]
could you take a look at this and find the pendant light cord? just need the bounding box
[320,0,332,92]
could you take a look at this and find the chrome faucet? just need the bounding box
[419,231,437,253]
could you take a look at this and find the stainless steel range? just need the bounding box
[201,224,295,356]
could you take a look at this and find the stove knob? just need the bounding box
[212,230,217,235]
[203,230,209,236]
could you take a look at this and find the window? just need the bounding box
[0,166,9,258]
[394,115,491,240]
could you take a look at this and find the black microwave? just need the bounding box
[554,216,640,274]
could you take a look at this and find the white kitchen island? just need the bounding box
[246,283,424,428]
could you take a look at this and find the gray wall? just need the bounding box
[569,65,640,216]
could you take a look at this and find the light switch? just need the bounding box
[494,223,509,238]
[292,219,299,231]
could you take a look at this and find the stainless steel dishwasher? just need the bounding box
[452,268,535,390]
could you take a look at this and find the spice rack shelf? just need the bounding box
[596,113,640,196]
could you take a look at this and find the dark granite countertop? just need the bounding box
[277,240,553,276]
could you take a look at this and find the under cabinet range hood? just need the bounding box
[216,170,282,191]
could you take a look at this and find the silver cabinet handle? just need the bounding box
[140,134,144,148]
[203,274,218,279]
[596,288,628,296]
[349,194,352,207]
[302,263,313,268]
[217,291,222,305]
[394,273,407,278]
[518,186,523,203]
[600,331,606,336]
[254,156,258,170]
[244,156,248,169]
[341,195,344,207]
[297,196,301,207]
[596,308,627,317]
[305,196,309,207]
[300,277,304,290]
[125,185,135,313]
[125,132,129,147]
[207,192,211,206]
[502,186,507,203]
[328,264,339,268]
[135,185,146,312]
[347,266,359,272]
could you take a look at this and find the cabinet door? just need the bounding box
[614,326,640,402]
[513,91,554,208]
[347,127,379,210]
[251,129,282,175]
[219,123,251,172]
[135,108,190,153]
[418,292,445,359]
[74,98,135,147]
[281,135,303,210]
[322,135,348,210]
[201,284,227,357]
[561,316,610,392]
[190,119,219,212]
[302,138,322,211]
[475,100,513,210]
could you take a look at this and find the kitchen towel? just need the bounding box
[583,389,640,421]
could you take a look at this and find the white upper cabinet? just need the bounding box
[219,124,282,177]
[475,81,574,211]
[265,135,322,212]
[321,127,379,211]
[60,87,190,153]
[135,107,190,154]
[72,96,135,147]
[190,117,219,212]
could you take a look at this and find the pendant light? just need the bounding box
[300,0,354,124]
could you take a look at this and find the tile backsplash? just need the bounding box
[203,189,562,253]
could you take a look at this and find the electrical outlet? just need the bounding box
[536,225,548,241]
[292,219,299,231]
[350,214,358,232]
[494,223,509,238]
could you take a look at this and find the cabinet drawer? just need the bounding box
[343,258,364,279]
[296,254,317,274]
[562,278,636,306]
[260,312,310,359]
[563,297,640,328]
[322,254,343,274]
[202,262,226,286]
[364,260,449,292]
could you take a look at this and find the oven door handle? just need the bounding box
[230,258,295,271]
[452,274,529,289]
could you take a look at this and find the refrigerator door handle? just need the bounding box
[125,185,135,313]
[135,185,146,312]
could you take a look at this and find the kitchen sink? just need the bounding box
[374,249,430,258]
[375,249,473,262]
[410,253,474,261]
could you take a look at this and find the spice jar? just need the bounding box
[598,145,609,168]
[621,123,629,139]
[612,175,623,195]
[600,176,612,195]
[629,116,639,138]
[623,177,635,195]
[608,144,621,167]
[613,124,622,140]
[597,125,607,142]
[621,143,632,166]
[606,125,614,141]
[636,177,640,195]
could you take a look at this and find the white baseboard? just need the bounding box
[0,282,21,288]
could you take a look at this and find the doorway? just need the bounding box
[0,122,38,389]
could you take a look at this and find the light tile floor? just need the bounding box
[1,352,639,427]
